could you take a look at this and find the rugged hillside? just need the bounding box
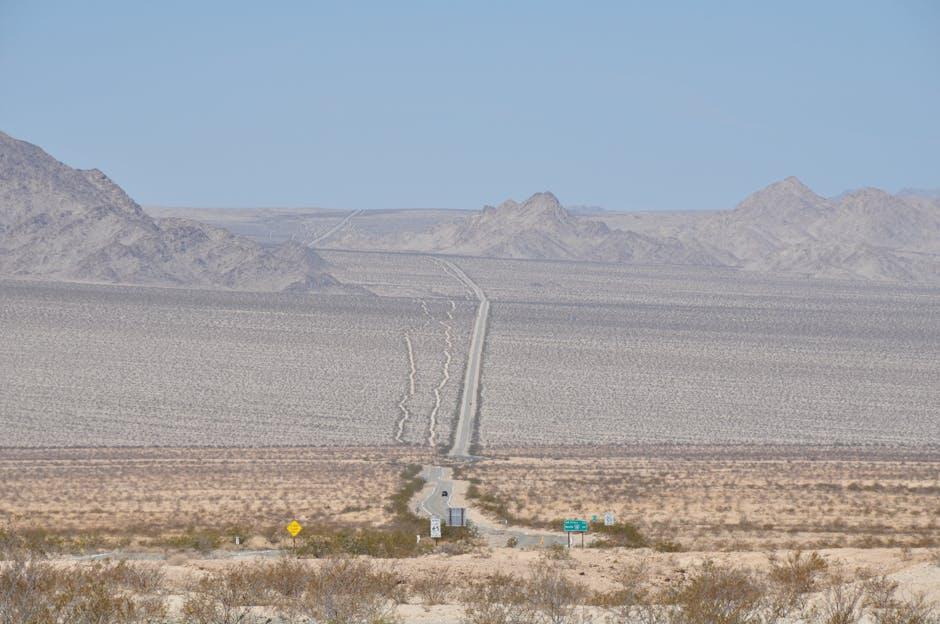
[332,191,726,266]
[0,131,336,291]
[326,179,940,284]
[693,178,940,282]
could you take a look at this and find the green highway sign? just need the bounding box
[563,519,588,532]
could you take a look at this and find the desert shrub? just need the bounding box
[0,526,61,558]
[296,527,432,558]
[506,536,519,548]
[182,564,276,624]
[153,528,224,554]
[662,560,783,624]
[652,540,684,553]
[873,594,940,624]
[464,485,521,526]
[293,558,401,624]
[809,570,868,624]
[765,550,828,616]
[411,573,454,605]
[592,559,653,610]
[524,562,587,624]
[0,558,55,624]
[767,550,828,596]
[864,575,902,613]
[181,558,402,623]
[256,558,316,600]
[460,572,529,624]
[544,543,572,560]
[861,575,939,624]
[461,564,586,624]
[386,463,426,532]
[436,538,479,556]
[99,560,167,594]
[0,557,167,624]
[589,521,647,549]
[188,558,315,610]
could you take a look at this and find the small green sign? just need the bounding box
[563,519,588,532]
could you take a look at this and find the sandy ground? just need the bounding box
[35,546,940,624]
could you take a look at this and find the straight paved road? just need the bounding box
[441,260,489,458]
[307,209,362,246]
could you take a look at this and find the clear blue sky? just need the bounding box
[1,1,938,211]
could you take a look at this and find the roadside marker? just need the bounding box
[286,520,303,548]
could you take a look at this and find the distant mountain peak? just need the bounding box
[732,177,831,226]
[839,187,895,203]
[780,175,808,187]
[758,176,818,198]
[485,191,570,223]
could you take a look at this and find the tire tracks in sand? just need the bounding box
[394,300,433,444]
[427,300,456,447]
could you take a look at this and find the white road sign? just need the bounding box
[604,512,615,526]
[430,516,442,538]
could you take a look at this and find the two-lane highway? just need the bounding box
[417,465,567,548]
[418,465,454,520]
[441,260,489,458]
[417,261,566,547]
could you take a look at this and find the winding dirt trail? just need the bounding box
[427,300,456,447]
[394,335,417,443]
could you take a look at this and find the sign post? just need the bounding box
[563,519,588,548]
[286,520,303,549]
[604,511,615,526]
[447,507,467,527]
[430,516,442,540]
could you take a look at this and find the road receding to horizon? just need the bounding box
[441,259,488,458]
[307,208,363,246]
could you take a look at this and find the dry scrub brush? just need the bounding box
[0,557,167,624]
[181,557,404,624]
[460,562,588,624]
[595,553,939,624]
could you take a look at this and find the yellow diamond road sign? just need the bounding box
[286,520,302,537]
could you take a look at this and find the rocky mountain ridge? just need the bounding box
[0,131,337,291]
[327,178,940,284]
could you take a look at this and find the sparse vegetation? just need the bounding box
[0,557,167,624]
[459,563,586,624]
[458,451,940,551]
[590,520,647,549]
[0,544,937,623]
